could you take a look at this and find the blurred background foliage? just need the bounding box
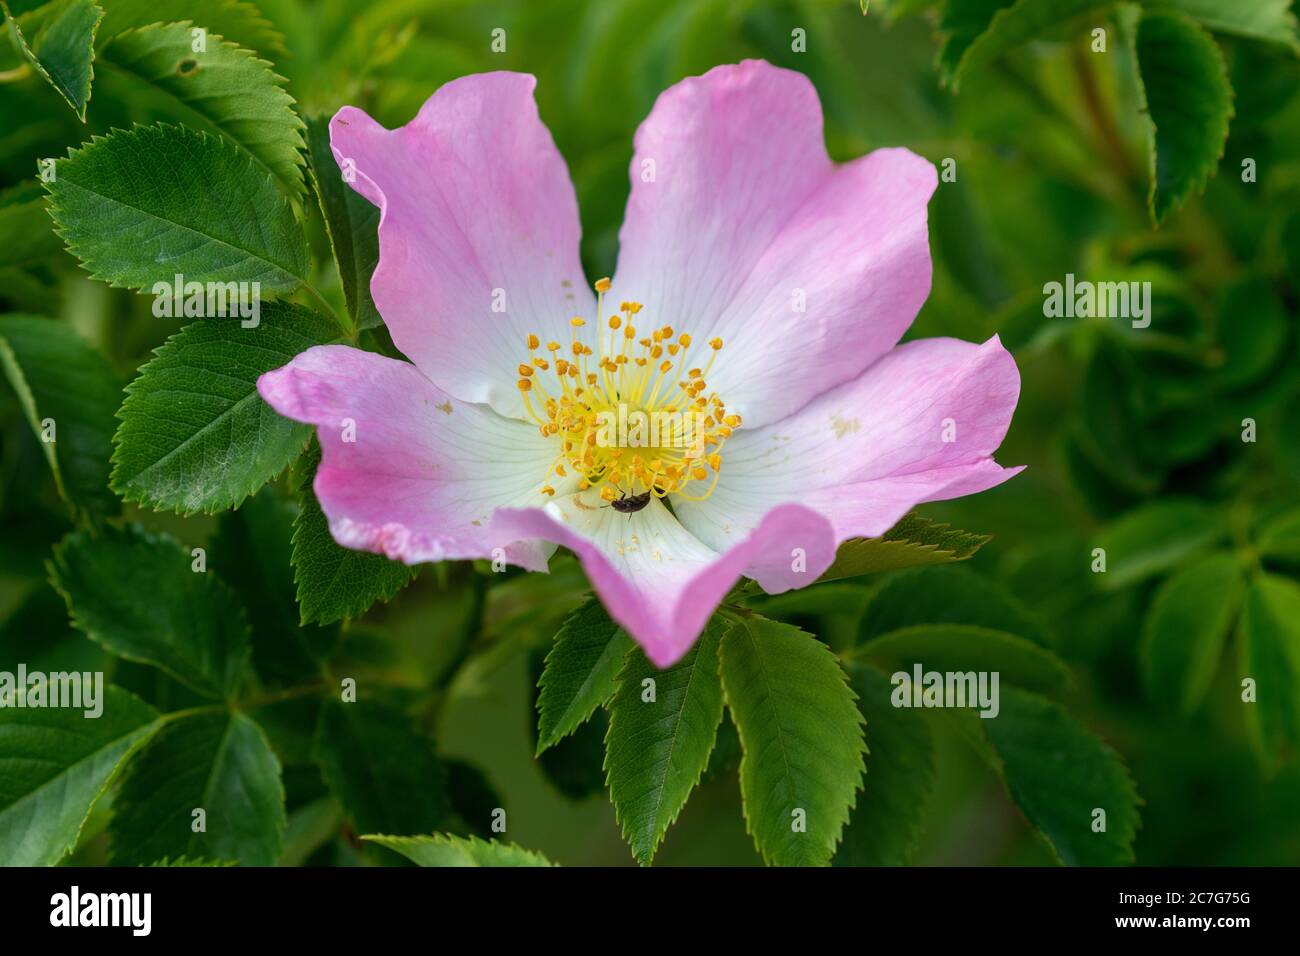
[2,0,1299,865]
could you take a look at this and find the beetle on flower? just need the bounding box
[258,60,1022,668]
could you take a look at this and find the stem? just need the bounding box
[241,680,329,710]
[1070,43,1142,204]
[0,64,31,84]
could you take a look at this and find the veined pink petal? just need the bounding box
[257,345,568,568]
[609,59,936,428]
[492,496,836,667]
[329,72,592,420]
[674,336,1022,551]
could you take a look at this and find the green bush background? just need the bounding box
[2,0,1299,866]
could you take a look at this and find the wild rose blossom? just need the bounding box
[258,60,1022,667]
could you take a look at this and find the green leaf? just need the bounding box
[1257,506,1300,564]
[95,0,284,55]
[0,686,157,866]
[1156,0,1299,48]
[0,184,64,269]
[147,856,236,866]
[363,833,554,867]
[277,798,339,867]
[1093,498,1226,589]
[938,0,1107,89]
[290,442,417,625]
[834,663,934,866]
[817,513,991,582]
[859,565,1051,646]
[110,303,337,515]
[535,598,632,754]
[719,616,865,866]
[1073,338,1158,494]
[110,710,285,866]
[306,115,381,330]
[99,21,305,195]
[1140,552,1244,714]
[0,314,120,515]
[1239,573,1300,763]
[1215,277,1289,390]
[45,122,308,292]
[605,622,725,865]
[313,700,448,838]
[858,624,1071,693]
[48,524,252,699]
[2,0,102,120]
[733,513,990,597]
[211,489,338,685]
[979,688,1141,865]
[1133,11,1234,224]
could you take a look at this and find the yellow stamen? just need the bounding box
[519,282,734,501]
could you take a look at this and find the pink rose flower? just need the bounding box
[258,60,1022,667]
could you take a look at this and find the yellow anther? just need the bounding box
[515,291,736,505]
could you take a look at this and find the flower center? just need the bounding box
[517,277,740,505]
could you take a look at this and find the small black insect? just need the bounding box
[609,489,652,514]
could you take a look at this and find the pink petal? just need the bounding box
[675,336,1023,551]
[609,60,936,427]
[492,496,836,667]
[329,73,592,420]
[257,345,565,568]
